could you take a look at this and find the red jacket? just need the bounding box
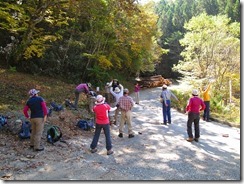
[186,96,205,113]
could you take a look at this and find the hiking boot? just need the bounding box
[118,133,123,138]
[107,150,114,155]
[90,148,97,153]
[128,134,134,138]
[194,138,199,142]
[35,147,44,151]
[186,137,194,142]
[30,145,34,148]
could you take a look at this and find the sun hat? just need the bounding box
[162,84,167,89]
[87,83,91,87]
[192,89,199,96]
[95,95,105,104]
[29,89,40,96]
[124,88,129,94]
[114,87,120,93]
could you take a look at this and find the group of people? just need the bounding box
[160,83,211,142]
[22,79,211,154]
[90,79,136,155]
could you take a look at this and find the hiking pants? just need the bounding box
[187,112,200,139]
[74,89,86,108]
[135,92,139,104]
[90,123,112,151]
[30,118,44,149]
[119,110,133,135]
[162,100,171,123]
[203,101,210,121]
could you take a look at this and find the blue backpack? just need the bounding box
[77,120,95,131]
[0,115,8,129]
[19,121,31,139]
[50,102,63,111]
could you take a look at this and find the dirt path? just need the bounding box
[0,86,240,181]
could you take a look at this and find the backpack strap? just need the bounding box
[53,125,62,139]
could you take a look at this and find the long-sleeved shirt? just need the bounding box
[110,85,124,105]
[186,96,206,113]
[161,89,178,104]
[201,84,211,101]
[134,85,140,93]
[23,96,48,118]
[75,83,89,93]
[118,95,134,112]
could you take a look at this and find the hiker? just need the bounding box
[23,89,48,151]
[90,95,117,155]
[110,79,120,91]
[110,84,124,125]
[118,88,135,138]
[104,82,112,105]
[134,82,141,104]
[160,84,179,125]
[199,82,212,122]
[74,83,91,108]
[185,89,206,142]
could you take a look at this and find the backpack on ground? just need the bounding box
[0,115,8,129]
[77,119,95,131]
[19,121,31,139]
[64,99,76,109]
[50,102,64,112]
[47,125,62,144]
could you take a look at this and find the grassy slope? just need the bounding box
[0,69,75,112]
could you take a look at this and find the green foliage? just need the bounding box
[170,89,190,112]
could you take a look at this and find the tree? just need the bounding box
[174,13,240,99]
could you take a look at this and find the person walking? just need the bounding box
[200,83,211,121]
[185,89,206,142]
[23,89,48,151]
[74,83,91,108]
[134,82,141,104]
[117,88,135,138]
[110,84,124,125]
[90,95,117,155]
[160,84,179,125]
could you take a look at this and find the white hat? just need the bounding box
[114,87,120,93]
[124,88,129,94]
[87,83,91,87]
[192,89,199,96]
[95,95,105,104]
[29,89,40,96]
[162,84,167,89]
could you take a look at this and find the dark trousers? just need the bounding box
[203,101,210,121]
[162,100,171,123]
[90,123,112,151]
[187,112,200,138]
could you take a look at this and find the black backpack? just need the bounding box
[47,125,62,144]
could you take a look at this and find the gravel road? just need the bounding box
[6,86,240,181]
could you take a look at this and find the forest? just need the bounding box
[0,0,240,124]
